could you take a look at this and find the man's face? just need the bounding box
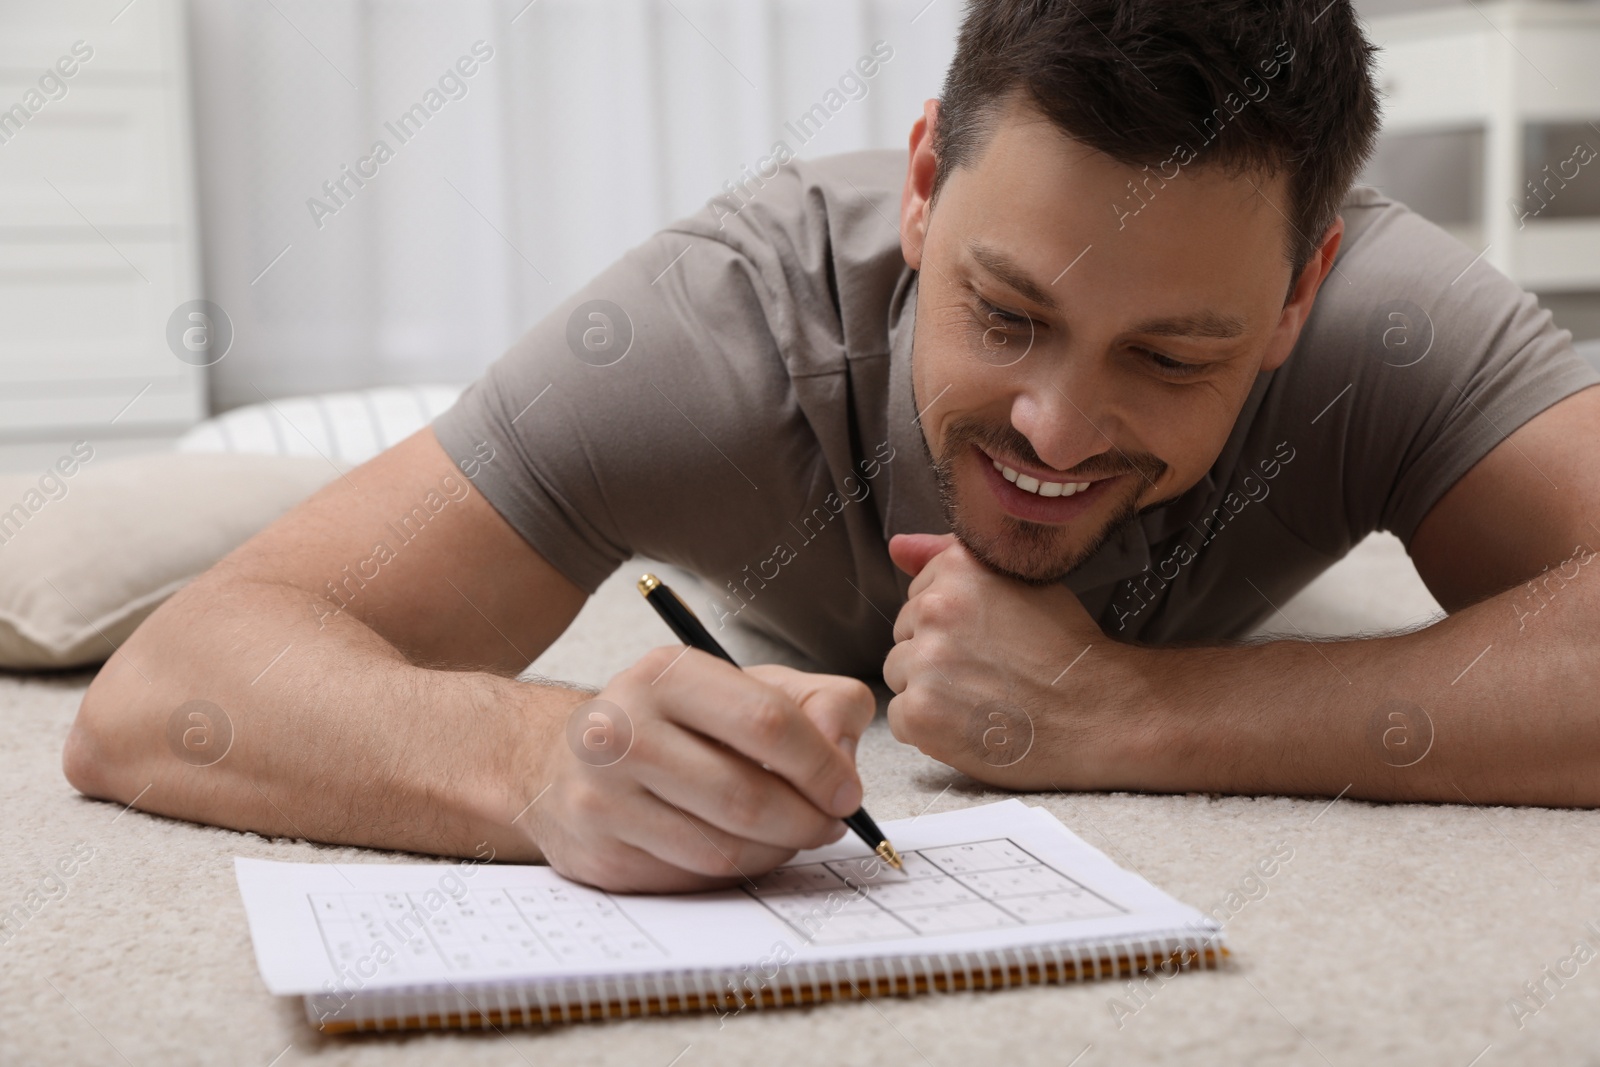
[902,98,1323,584]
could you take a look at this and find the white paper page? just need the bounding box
[236,800,1217,997]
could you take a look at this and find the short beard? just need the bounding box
[928,415,1167,585]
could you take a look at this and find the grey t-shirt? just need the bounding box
[433,148,1599,677]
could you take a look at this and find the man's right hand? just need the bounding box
[66,429,875,896]
[527,650,875,892]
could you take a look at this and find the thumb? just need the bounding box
[889,532,958,578]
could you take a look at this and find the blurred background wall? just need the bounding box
[186,0,967,411]
[1,0,1597,436]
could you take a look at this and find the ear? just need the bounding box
[899,98,940,272]
[1259,215,1344,374]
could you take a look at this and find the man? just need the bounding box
[66,0,1600,893]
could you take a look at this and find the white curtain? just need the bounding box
[186,0,961,411]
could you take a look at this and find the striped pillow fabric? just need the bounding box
[177,385,466,467]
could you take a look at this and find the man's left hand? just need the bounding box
[882,532,1163,789]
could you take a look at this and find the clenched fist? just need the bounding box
[882,532,1164,791]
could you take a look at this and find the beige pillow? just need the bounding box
[0,451,341,670]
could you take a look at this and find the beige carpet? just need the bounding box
[5,535,1599,1066]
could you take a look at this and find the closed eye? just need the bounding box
[978,299,1031,327]
[1135,346,1205,378]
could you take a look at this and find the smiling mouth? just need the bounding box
[988,457,1091,498]
[973,444,1128,525]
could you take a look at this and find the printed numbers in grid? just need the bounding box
[743,838,1126,945]
[310,885,665,980]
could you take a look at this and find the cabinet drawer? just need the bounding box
[0,82,188,229]
[0,239,200,392]
[0,0,172,75]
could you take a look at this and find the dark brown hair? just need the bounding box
[932,0,1381,280]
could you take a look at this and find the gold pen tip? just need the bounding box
[637,573,661,596]
[876,841,904,871]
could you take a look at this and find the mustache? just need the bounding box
[937,415,1168,485]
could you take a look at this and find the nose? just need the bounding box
[1009,367,1115,473]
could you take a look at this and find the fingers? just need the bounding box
[551,651,877,892]
[887,544,964,693]
[647,650,864,817]
[904,536,980,602]
[536,744,839,893]
[628,717,845,851]
[615,791,836,884]
[882,639,912,696]
[553,824,773,894]
[888,532,958,579]
[893,540,989,650]
[559,835,731,895]
[745,665,875,749]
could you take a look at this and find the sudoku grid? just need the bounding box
[743,837,1126,944]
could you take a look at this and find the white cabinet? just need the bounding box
[0,0,205,436]
[1366,1,1600,294]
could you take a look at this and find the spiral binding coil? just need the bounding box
[309,932,1226,1033]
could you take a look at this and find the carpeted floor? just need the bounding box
[4,536,1599,1066]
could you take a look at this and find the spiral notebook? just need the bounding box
[235,800,1225,1032]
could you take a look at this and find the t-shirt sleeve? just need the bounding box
[1265,196,1600,552]
[430,226,808,595]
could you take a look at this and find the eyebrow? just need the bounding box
[966,240,1249,340]
[1129,310,1248,340]
[968,242,1060,312]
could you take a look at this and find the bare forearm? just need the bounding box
[64,571,582,860]
[1142,572,1600,805]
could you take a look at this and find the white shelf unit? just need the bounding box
[0,0,206,438]
[1366,0,1600,293]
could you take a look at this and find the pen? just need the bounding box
[636,573,904,871]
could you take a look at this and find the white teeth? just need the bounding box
[1008,474,1088,497]
[990,455,1096,498]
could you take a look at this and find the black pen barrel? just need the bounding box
[642,582,736,664]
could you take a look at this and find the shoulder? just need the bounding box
[665,149,912,371]
[1247,184,1598,548]
[1288,182,1575,421]
[676,147,908,246]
